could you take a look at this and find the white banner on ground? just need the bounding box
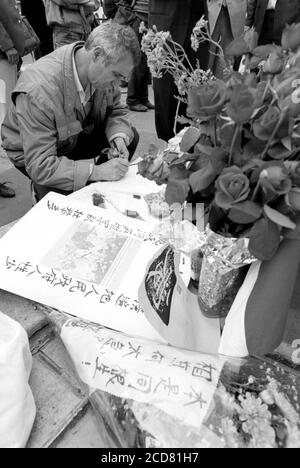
[0,192,166,342]
[60,318,225,431]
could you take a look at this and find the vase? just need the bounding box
[197,229,255,319]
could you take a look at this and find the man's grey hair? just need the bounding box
[85,21,141,66]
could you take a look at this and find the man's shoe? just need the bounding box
[0,183,15,198]
[128,104,148,112]
[143,101,155,110]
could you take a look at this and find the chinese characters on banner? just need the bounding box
[0,193,166,342]
[60,318,225,430]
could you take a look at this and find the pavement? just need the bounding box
[1,81,300,448]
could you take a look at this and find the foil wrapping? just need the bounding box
[151,220,207,281]
[198,228,256,318]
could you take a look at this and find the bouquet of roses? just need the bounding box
[139,19,300,262]
[138,19,300,320]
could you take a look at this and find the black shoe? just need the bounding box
[142,101,155,110]
[128,104,148,112]
[0,182,15,198]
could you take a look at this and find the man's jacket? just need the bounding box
[148,0,208,45]
[208,0,247,39]
[246,0,300,43]
[1,42,133,193]
[44,0,100,33]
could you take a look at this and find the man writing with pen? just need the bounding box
[1,21,140,202]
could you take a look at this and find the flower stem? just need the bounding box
[229,124,241,165]
[173,99,181,136]
[261,111,286,160]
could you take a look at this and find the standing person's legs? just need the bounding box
[208,7,234,79]
[127,18,151,111]
[127,51,149,109]
[53,28,90,49]
[152,74,181,142]
[258,11,276,45]
[152,1,209,141]
[0,59,17,136]
[20,0,53,58]
[0,59,17,197]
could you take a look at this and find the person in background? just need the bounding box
[246,0,300,45]
[1,22,140,202]
[113,1,154,112]
[207,0,247,78]
[44,0,100,49]
[0,0,24,198]
[148,0,210,142]
[102,0,118,19]
[20,0,53,58]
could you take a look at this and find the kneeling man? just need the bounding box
[1,21,140,201]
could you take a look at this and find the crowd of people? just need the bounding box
[0,0,300,200]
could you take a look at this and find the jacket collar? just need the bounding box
[61,41,86,117]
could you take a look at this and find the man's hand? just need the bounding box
[112,137,129,160]
[89,158,129,182]
[6,47,19,65]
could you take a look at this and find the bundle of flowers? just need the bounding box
[216,373,300,448]
[139,19,300,263]
[138,19,300,321]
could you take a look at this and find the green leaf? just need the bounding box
[165,178,190,205]
[194,143,214,156]
[264,205,296,229]
[163,152,180,165]
[249,218,281,261]
[228,202,262,224]
[170,153,198,166]
[169,166,190,182]
[209,148,228,172]
[189,162,216,194]
[252,44,276,59]
[180,127,201,152]
[176,115,194,126]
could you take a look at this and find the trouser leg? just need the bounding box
[259,11,276,45]
[127,18,149,106]
[152,1,209,141]
[208,7,234,79]
[52,28,90,49]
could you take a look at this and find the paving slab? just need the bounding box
[51,405,107,448]
[0,290,49,338]
[40,336,88,397]
[27,353,89,448]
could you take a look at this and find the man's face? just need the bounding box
[87,51,135,90]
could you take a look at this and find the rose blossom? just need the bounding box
[187,80,227,120]
[253,107,290,141]
[215,166,251,210]
[226,84,259,124]
[281,23,300,51]
[286,188,300,211]
[259,165,292,196]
